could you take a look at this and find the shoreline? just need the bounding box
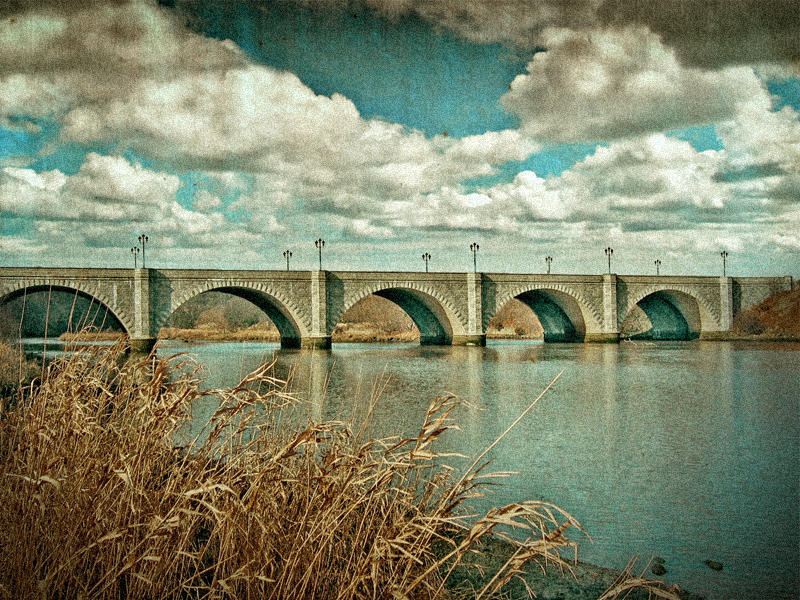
[57,329,799,345]
[449,538,705,600]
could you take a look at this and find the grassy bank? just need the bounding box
[0,343,686,599]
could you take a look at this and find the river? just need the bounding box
[23,338,800,600]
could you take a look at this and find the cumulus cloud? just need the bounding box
[596,0,800,70]
[716,93,800,171]
[500,27,760,143]
[362,0,799,70]
[388,131,794,260]
[0,0,797,274]
[0,2,243,122]
[1,0,541,230]
[0,154,224,242]
[364,0,600,47]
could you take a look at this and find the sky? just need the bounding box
[0,0,799,277]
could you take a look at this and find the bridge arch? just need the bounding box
[0,282,131,334]
[623,287,720,339]
[164,282,310,349]
[337,283,466,345]
[491,285,602,343]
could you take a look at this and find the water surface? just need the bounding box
[154,339,798,600]
[26,338,800,600]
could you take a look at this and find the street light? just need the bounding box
[545,256,553,274]
[130,246,139,269]
[283,250,292,271]
[654,259,661,276]
[604,247,613,274]
[720,251,728,277]
[138,234,149,268]
[421,252,431,273]
[315,238,325,270]
[470,242,479,273]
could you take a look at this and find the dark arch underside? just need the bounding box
[0,286,126,337]
[630,292,694,340]
[374,289,451,345]
[515,290,581,342]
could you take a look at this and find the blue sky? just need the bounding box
[1,0,799,276]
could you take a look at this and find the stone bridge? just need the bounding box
[0,268,793,351]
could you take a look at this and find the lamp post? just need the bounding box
[283,250,292,271]
[545,256,553,274]
[315,238,325,270]
[720,251,728,277]
[470,243,479,273]
[654,259,661,276]
[604,247,613,274]
[421,252,431,273]
[130,246,139,269]
[138,234,149,268]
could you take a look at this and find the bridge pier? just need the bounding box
[452,334,487,346]
[301,336,332,349]
[599,273,621,343]
[129,337,157,353]
[465,272,486,346]
[131,268,157,353]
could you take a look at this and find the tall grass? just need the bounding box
[0,341,683,599]
[0,341,39,398]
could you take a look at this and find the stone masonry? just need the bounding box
[0,267,793,351]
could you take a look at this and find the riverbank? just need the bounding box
[62,324,536,344]
[454,540,706,600]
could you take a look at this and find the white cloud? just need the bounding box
[65,153,182,205]
[0,1,538,221]
[501,27,761,143]
[385,131,794,268]
[716,94,800,171]
[0,154,226,245]
[1,0,797,275]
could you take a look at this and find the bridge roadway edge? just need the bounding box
[0,268,793,347]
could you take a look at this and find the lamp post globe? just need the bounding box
[604,247,613,274]
[470,243,479,273]
[421,252,431,273]
[138,235,149,268]
[315,238,325,270]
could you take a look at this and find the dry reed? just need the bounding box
[0,341,581,599]
[0,341,39,398]
[0,341,684,600]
